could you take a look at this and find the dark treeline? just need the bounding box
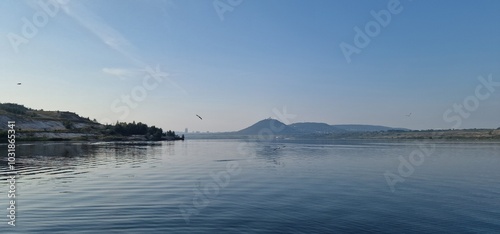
[104,121,183,141]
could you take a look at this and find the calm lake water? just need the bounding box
[1,139,500,233]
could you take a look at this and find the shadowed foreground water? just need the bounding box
[1,139,500,233]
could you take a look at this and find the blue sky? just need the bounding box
[1,0,499,132]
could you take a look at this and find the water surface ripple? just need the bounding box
[0,140,499,233]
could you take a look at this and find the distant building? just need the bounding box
[185,128,188,134]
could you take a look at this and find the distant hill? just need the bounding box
[289,122,347,133]
[236,119,300,135]
[331,124,408,132]
[234,119,407,136]
[227,119,500,140]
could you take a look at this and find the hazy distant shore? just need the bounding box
[184,128,500,141]
[2,103,499,142]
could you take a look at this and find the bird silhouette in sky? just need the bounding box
[405,113,412,117]
[17,82,21,85]
[273,145,286,151]
[196,114,203,120]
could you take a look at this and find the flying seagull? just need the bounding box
[196,114,203,120]
[405,113,412,117]
[17,82,21,85]
[273,145,286,151]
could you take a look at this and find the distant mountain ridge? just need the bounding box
[235,119,408,135]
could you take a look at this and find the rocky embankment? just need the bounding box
[0,103,183,141]
[0,105,102,141]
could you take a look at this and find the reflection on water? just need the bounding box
[0,140,499,233]
[1,142,163,181]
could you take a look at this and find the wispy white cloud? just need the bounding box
[59,1,187,94]
[59,1,144,67]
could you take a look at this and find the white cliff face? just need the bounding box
[0,117,96,131]
[1,107,102,140]
[16,120,66,131]
[20,132,94,139]
[0,115,10,129]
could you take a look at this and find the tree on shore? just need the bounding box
[105,121,180,141]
